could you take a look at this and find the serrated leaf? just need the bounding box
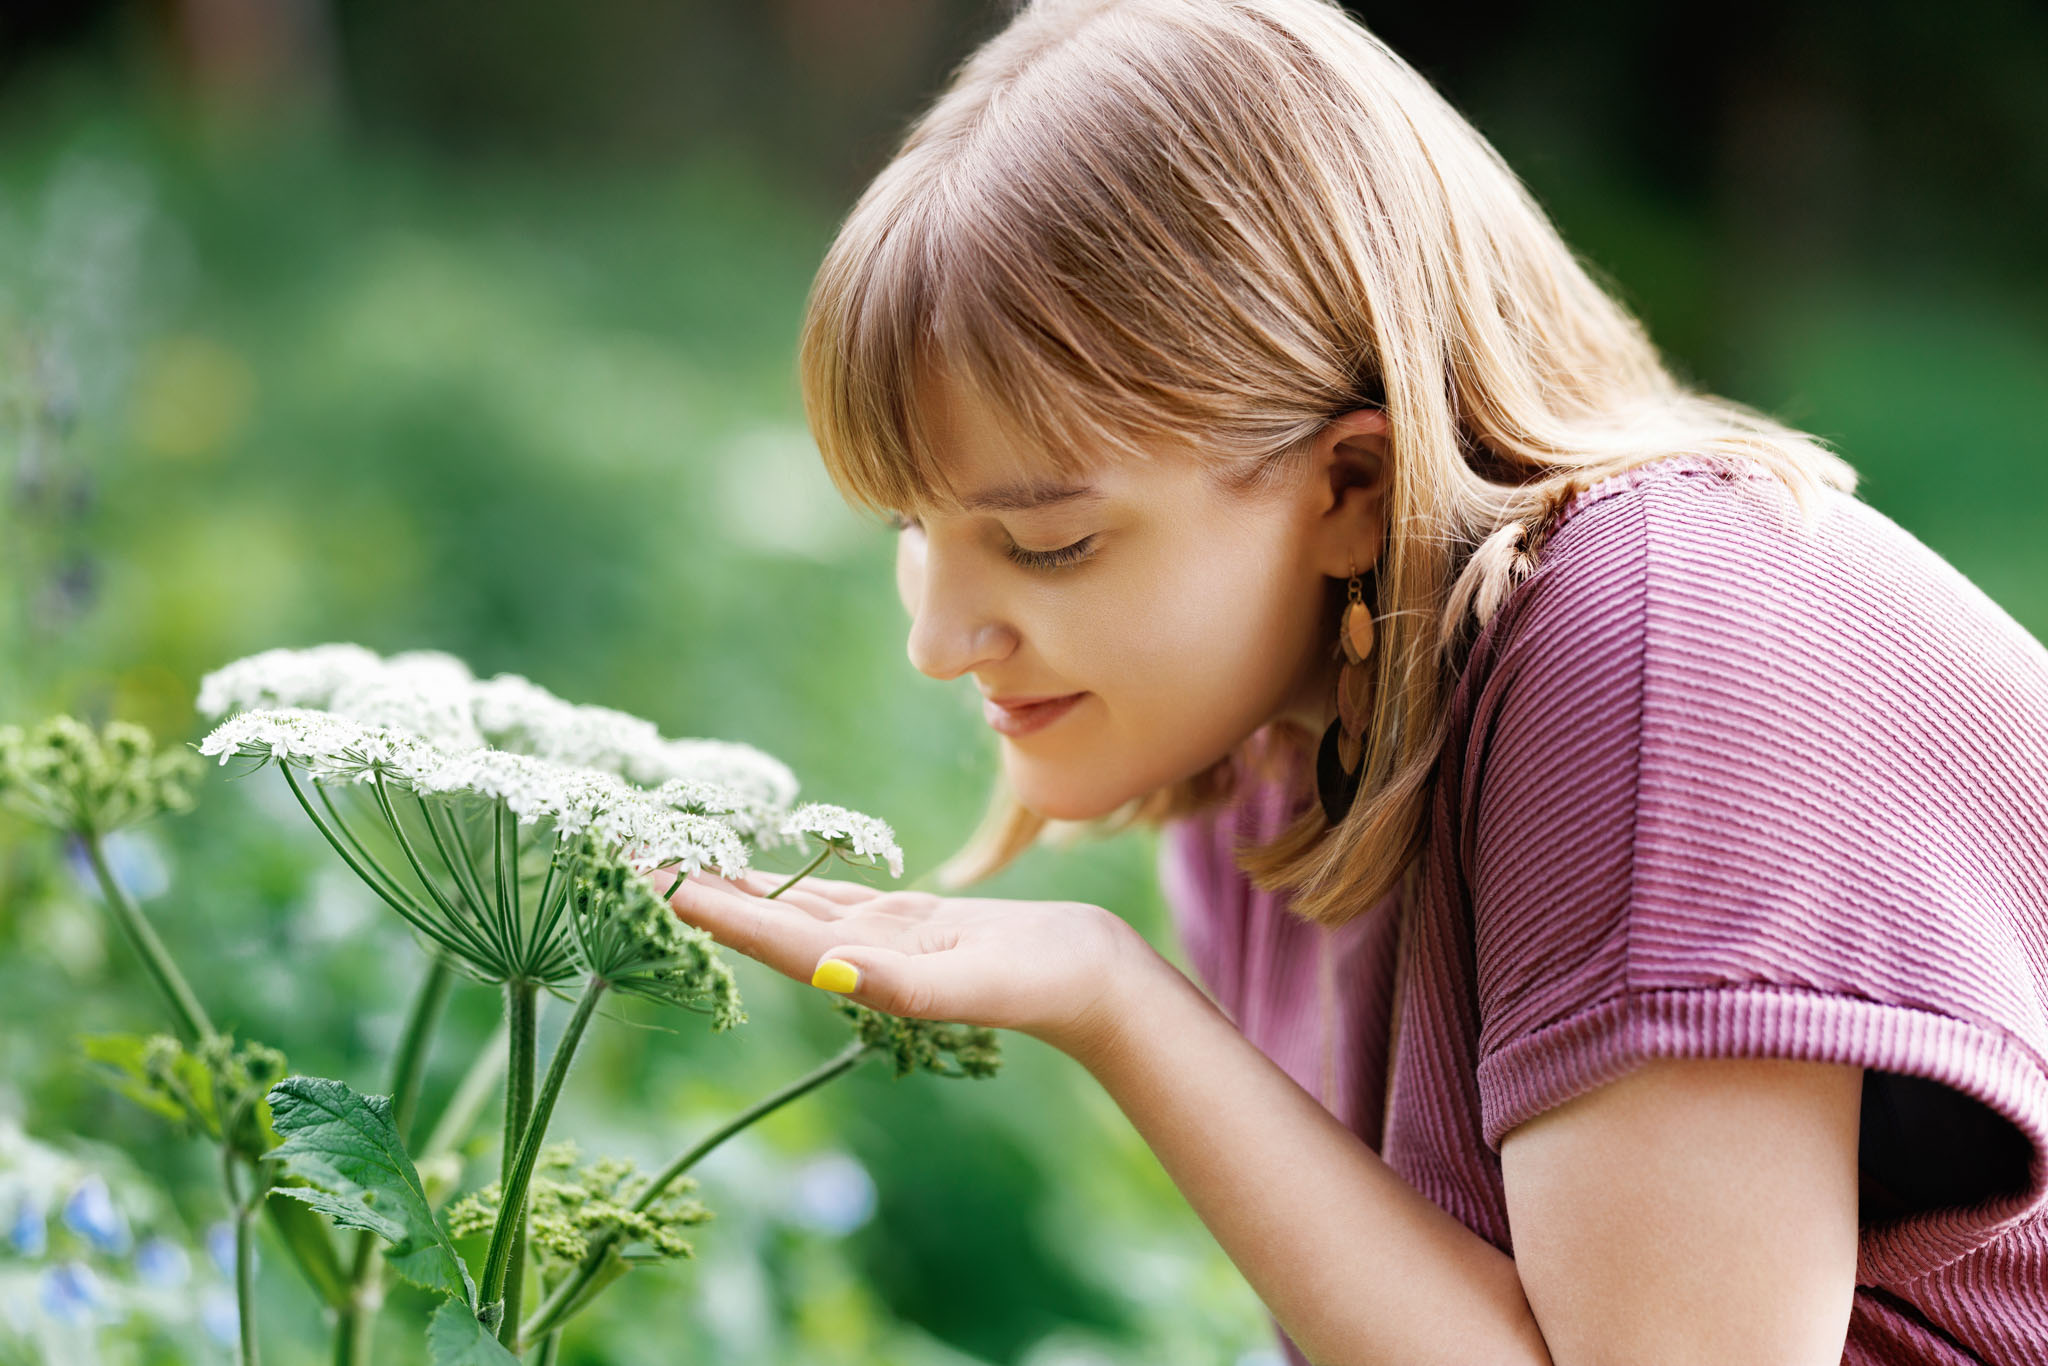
[427,1297,520,1365]
[266,1075,476,1306]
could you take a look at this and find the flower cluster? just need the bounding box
[0,716,200,836]
[565,841,746,1030]
[781,802,904,879]
[446,1142,710,1269]
[196,645,798,820]
[83,1033,286,1162]
[831,999,1003,1080]
[0,1119,239,1350]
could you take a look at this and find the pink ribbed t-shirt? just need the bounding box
[1158,454,2048,1365]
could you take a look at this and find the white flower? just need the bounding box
[470,674,666,775]
[650,778,785,845]
[647,739,799,813]
[195,644,385,718]
[781,803,903,879]
[410,748,634,834]
[593,799,751,879]
[326,673,484,752]
[196,709,451,787]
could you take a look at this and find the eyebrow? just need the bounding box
[954,480,1106,513]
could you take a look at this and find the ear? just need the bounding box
[1303,408,1391,578]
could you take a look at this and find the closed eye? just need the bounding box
[1003,535,1096,571]
[885,512,1097,573]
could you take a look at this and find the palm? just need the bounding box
[658,868,1145,1053]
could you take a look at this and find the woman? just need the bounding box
[662,1,2048,1360]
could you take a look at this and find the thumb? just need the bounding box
[810,945,939,1019]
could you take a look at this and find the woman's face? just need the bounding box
[889,375,1390,822]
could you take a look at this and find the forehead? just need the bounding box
[909,367,1179,516]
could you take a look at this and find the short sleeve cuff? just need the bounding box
[1476,985,2048,1281]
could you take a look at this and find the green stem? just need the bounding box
[77,829,215,1044]
[497,980,540,1341]
[766,844,834,899]
[224,1149,261,1366]
[304,775,440,929]
[495,801,522,970]
[335,955,454,1364]
[482,979,605,1349]
[371,777,498,966]
[534,1330,561,1366]
[305,771,487,964]
[390,956,456,1141]
[518,1039,876,1344]
[419,793,496,941]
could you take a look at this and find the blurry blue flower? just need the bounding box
[200,1287,238,1345]
[102,828,171,901]
[39,1261,104,1322]
[133,1235,190,1287]
[205,1220,235,1276]
[60,1175,128,1254]
[8,1200,47,1257]
[783,1151,875,1236]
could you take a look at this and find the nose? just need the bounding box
[898,530,1015,682]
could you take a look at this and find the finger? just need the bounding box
[743,869,892,906]
[688,872,847,925]
[805,939,982,1023]
[661,872,841,981]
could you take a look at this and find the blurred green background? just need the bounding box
[1,2,2043,1363]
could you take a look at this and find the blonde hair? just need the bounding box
[797,0,1859,926]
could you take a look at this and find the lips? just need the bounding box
[982,691,1086,737]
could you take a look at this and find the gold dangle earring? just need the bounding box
[1315,559,1376,825]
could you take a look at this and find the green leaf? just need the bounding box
[80,1034,192,1127]
[427,1297,520,1365]
[266,1075,477,1306]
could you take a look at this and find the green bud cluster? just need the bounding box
[0,716,200,835]
[566,840,746,1030]
[831,999,1004,1080]
[447,1142,712,1269]
[86,1031,288,1160]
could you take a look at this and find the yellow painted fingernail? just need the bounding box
[811,958,860,994]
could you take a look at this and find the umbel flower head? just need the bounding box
[447,1142,711,1270]
[0,716,201,836]
[192,645,900,1001]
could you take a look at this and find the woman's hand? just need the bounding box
[653,867,1156,1060]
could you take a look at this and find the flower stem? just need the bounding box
[496,980,541,1343]
[534,1329,561,1366]
[77,829,214,1044]
[518,1039,876,1344]
[390,955,455,1141]
[371,777,499,967]
[223,1148,262,1366]
[766,844,834,899]
[482,978,605,1349]
[335,954,453,1364]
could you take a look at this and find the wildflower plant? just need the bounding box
[0,644,1002,1365]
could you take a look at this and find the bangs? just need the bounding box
[799,158,1184,523]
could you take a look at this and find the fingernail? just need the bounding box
[811,959,860,994]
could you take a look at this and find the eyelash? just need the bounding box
[886,513,1097,572]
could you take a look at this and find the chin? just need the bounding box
[1004,763,1136,824]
